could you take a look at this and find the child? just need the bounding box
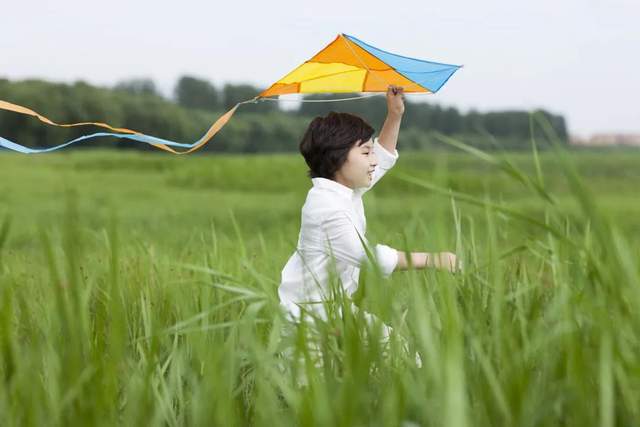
[279,85,458,323]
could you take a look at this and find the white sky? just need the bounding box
[2,0,639,137]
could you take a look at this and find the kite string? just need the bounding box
[257,93,382,103]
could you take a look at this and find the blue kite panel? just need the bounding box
[343,33,462,92]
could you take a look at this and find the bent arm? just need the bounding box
[378,111,402,154]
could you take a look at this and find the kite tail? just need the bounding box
[0,98,252,154]
[140,103,242,155]
[0,100,140,134]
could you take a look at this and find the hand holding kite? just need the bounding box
[386,85,405,117]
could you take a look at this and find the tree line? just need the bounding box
[0,76,567,153]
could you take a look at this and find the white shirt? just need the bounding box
[278,137,400,320]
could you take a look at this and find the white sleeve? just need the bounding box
[373,243,399,277]
[320,210,398,277]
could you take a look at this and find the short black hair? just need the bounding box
[299,112,375,179]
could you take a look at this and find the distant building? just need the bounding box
[570,133,640,147]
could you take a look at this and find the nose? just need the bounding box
[370,152,378,168]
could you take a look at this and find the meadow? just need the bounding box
[0,137,639,426]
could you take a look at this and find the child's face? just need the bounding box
[334,138,378,189]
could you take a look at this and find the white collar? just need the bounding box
[311,177,355,199]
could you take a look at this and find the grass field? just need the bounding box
[1,139,639,426]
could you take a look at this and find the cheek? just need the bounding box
[344,151,369,176]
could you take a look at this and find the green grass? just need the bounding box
[0,137,639,426]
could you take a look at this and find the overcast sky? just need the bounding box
[2,0,638,137]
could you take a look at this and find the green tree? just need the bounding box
[174,76,221,111]
[114,78,159,97]
[222,83,276,113]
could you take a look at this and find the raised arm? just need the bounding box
[377,85,405,154]
[357,85,404,196]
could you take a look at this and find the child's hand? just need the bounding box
[386,85,405,117]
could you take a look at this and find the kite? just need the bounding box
[0,33,461,154]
